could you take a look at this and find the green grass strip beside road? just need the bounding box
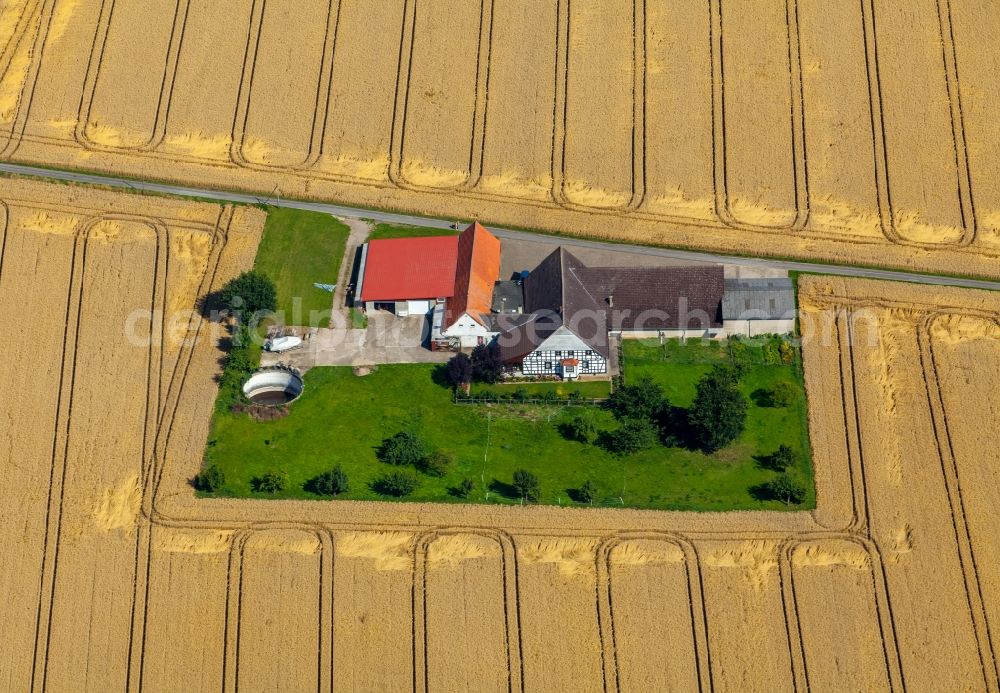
[253,207,348,328]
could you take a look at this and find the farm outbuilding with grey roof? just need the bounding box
[721,278,797,337]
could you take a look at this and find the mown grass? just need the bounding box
[253,207,349,327]
[367,222,459,240]
[203,338,814,510]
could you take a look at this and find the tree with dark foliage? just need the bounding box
[309,466,349,496]
[607,377,667,421]
[377,430,426,467]
[218,270,277,322]
[688,365,747,452]
[471,342,505,384]
[444,352,474,388]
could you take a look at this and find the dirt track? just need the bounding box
[3,177,1000,690]
[2,0,1000,278]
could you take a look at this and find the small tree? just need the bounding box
[255,469,288,493]
[309,466,349,496]
[768,381,797,408]
[765,473,807,505]
[512,469,541,502]
[218,270,277,323]
[471,343,505,384]
[194,465,225,492]
[607,377,667,421]
[578,480,597,505]
[688,366,748,452]
[444,353,473,389]
[456,477,476,498]
[604,417,659,455]
[565,412,597,444]
[419,450,452,477]
[377,430,426,467]
[375,470,419,497]
[767,444,797,472]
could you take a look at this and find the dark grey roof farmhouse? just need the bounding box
[498,249,726,361]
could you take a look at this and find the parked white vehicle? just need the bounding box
[264,335,303,353]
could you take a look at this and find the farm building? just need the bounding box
[722,278,797,336]
[496,248,727,378]
[430,223,502,348]
[356,234,459,316]
[357,222,796,378]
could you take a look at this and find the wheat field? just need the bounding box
[1,0,1000,277]
[1,176,999,690]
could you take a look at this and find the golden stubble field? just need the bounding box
[2,0,1000,277]
[3,177,1000,691]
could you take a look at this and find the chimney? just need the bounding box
[607,295,614,308]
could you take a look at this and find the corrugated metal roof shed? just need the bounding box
[722,278,796,320]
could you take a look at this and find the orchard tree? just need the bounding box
[578,480,597,505]
[419,450,452,477]
[607,377,667,421]
[765,473,807,505]
[512,469,541,502]
[768,380,797,407]
[309,466,349,496]
[688,365,748,452]
[254,469,288,493]
[767,444,797,472]
[566,412,597,443]
[375,471,419,497]
[377,430,426,467]
[604,417,659,455]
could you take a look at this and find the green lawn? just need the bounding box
[367,222,459,240]
[253,207,349,327]
[203,337,814,510]
[470,379,611,399]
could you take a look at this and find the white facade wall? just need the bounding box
[721,319,796,337]
[441,311,492,348]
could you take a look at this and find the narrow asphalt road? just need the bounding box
[3,161,999,291]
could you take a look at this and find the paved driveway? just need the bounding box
[260,313,452,372]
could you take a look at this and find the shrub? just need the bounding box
[444,353,473,388]
[377,430,426,467]
[689,366,748,452]
[218,270,277,323]
[420,450,452,477]
[565,412,597,444]
[762,340,781,365]
[763,473,807,505]
[254,469,288,493]
[456,477,476,498]
[194,465,225,492]
[768,380,797,408]
[604,417,659,455]
[471,343,504,384]
[513,387,529,402]
[779,340,796,364]
[512,469,541,502]
[308,466,349,496]
[578,480,597,505]
[607,377,667,421]
[374,470,419,497]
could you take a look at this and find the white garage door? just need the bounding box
[406,300,432,315]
